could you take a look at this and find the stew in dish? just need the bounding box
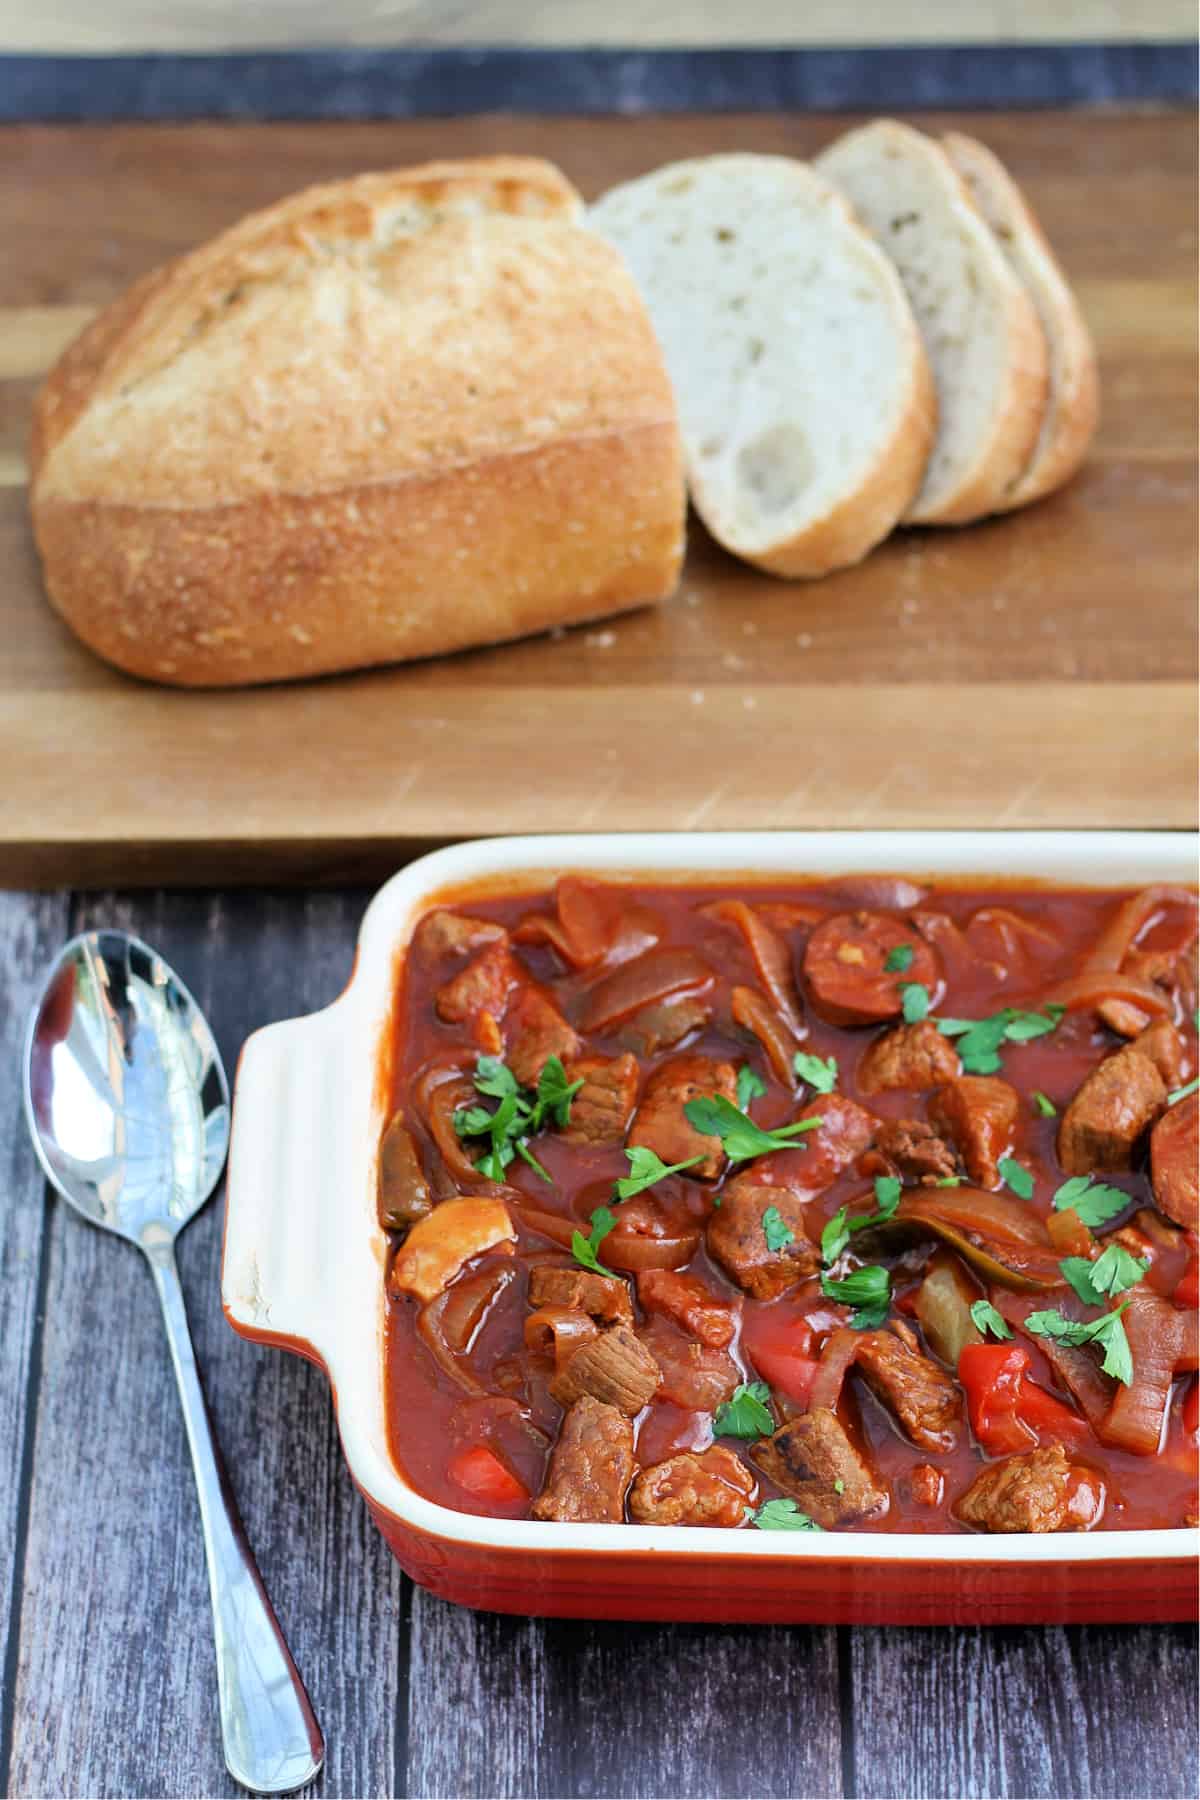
[380,876,1199,1534]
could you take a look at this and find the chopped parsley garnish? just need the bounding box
[821,1176,901,1267]
[1168,1075,1199,1105]
[571,1206,617,1279]
[820,1262,891,1329]
[747,1499,824,1532]
[1052,1175,1131,1229]
[833,1478,846,1495]
[937,1005,1064,1075]
[935,1176,962,1187]
[970,1298,1013,1341]
[712,1381,774,1439]
[614,1145,704,1200]
[531,1056,586,1131]
[736,1064,768,1111]
[998,1157,1034,1200]
[1060,1245,1148,1307]
[900,982,930,1023]
[454,1053,582,1183]
[761,1205,795,1253]
[514,1139,553,1183]
[793,1051,839,1094]
[884,943,915,974]
[683,1093,823,1164]
[1024,1302,1133,1385]
[1032,1091,1057,1118]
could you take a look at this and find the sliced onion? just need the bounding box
[601,1195,701,1272]
[911,909,975,987]
[829,876,929,910]
[514,877,661,970]
[524,1306,600,1367]
[867,1187,1065,1291]
[807,1328,863,1411]
[731,984,803,1085]
[1099,1291,1197,1454]
[580,947,714,1032]
[1030,971,1174,1020]
[1083,886,1198,973]
[512,1205,577,1250]
[414,1058,496,1187]
[438,1263,518,1354]
[702,900,806,1037]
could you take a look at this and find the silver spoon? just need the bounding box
[22,929,324,1796]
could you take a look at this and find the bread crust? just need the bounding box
[30,156,685,684]
[942,131,1099,510]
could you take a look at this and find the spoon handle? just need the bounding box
[144,1237,325,1795]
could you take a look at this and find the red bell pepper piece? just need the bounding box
[1173,1251,1198,1310]
[447,1445,529,1509]
[742,1308,819,1409]
[958,1341,1091,1455]
[1182,1378,1199,1439]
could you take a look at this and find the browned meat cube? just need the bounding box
[619,993,713,1056]
[857,1021,962,1094]
[435,941,519,1026]
[531,1396,635,1523]
[1133,1019,1188,1090]
[639,1316,741,1411]
[376,1111,433,1234]
[1151,1091,1199,1232]
[628,1447,757,1527]
[706,1179,819,1300]
[528,1263,634,1326]
[853,1328,962,1452]
[908,1464,944,1508]
[751,1408,889,1529]
[866,1118,960,1185]
[415,910,507,961]
[550,1324,662,1414]
[786,1094,878,1192]
[505,985,581,1087]
[636,1268,738,1349]
[1057,1045,1167,1175]
[628,1053,738,1181]
[928,1076,1019,1189]
[561,1053,639,1145]
[954,1443,1106,1533]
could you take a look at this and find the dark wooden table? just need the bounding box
[0,884,1196,1800]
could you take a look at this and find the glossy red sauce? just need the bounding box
[383,877,1199,1532]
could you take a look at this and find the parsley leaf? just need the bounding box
[456,1053,575,1182]
[747,1499,824,1532]
[1168,1075,1199,1106]
[998,1157,1034,1200]
[683,1094,823,1164]
[970,1298,1013,1341]
[514,1139,553,1183]
[1032,1091,1057,1118]
[473,1054,522,1100]
[821,1206,851,1266]
[935,1176,962,1187]
[1025,1302,1133,1385]
[1060,1245,1148,1307]
[1052,1175,1131,1228]
[884,943,914,974]
[793,1051,839,1094]
[873,1175,902,1218]
[614,1144,704,1201]
[712,1381,774,1439]
[736,1064,768,1112]
[571,1206,617,1278]
[937,1006,1064,1075]
[762,1205,795,1253]
[820,1177,901,1268]
[821,1263,891,1329]
[531,1055,584,1131]
[900,982,930,1023]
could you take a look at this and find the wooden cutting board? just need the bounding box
[1,109,1195,886]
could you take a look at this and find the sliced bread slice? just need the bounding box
[815,120,1048,526]
[589,153,935,578]
[943,131,1099,509]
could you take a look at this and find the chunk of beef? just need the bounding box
[505,985,580,1087]
[908,1464,944,1508]
[1151,1091,1199,1232]
[866,1118,960,1185]
[434,941,519,1027]
[619,993,713,1056]
[706,1179,819,1300]
[639,1315,741,1411]
[528,1264,634,1326]
[628,1446,757,1527]
[531,1396,634,1522]
[954,1443,1106,1533]
[628,1053,738,1181]
[415,910,507,961]
[377,1112,433,1234]
[751,1408,889,1529]
[854,1328,962,1452]
[561,1053,639,1145]
[1133,1019,1188,1090]
[636,1268,738,1349]
[550,1324,661,1414]
[857,1021,961,1094]
[1057,1045,1167,1175]
[928,1076,1019,1190]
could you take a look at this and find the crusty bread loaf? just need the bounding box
[815,121,1049,526]
[942,132,1099,509]
[30,156,685,686]
[590,154,936,577]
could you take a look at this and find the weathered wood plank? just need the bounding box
[0,892,71,1780]
[5,889,405,1799]
[847,1623,1200,1799]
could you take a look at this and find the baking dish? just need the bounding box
[222,831,1199,1624]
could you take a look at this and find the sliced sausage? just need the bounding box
[561,1053,639,1145]
[636,1268,739,1349]
[629,1447,757,1527]
[928,1076,1019,1190]
[802,910,940,1027]
[531,1396,634,1522]
[527,1264,634,1326]
[627,1053,739,1182]
[505,985,580,1087]
[751,1408,889,1529]
[1151,1091,1199,1232]
[550,1324,662,1414]
[954,1444,1106,1533]
[706,1179,819,1300]
[1057,1045,1167,1175]
[377,1112,433,1234]
[857,1020,961,1094]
